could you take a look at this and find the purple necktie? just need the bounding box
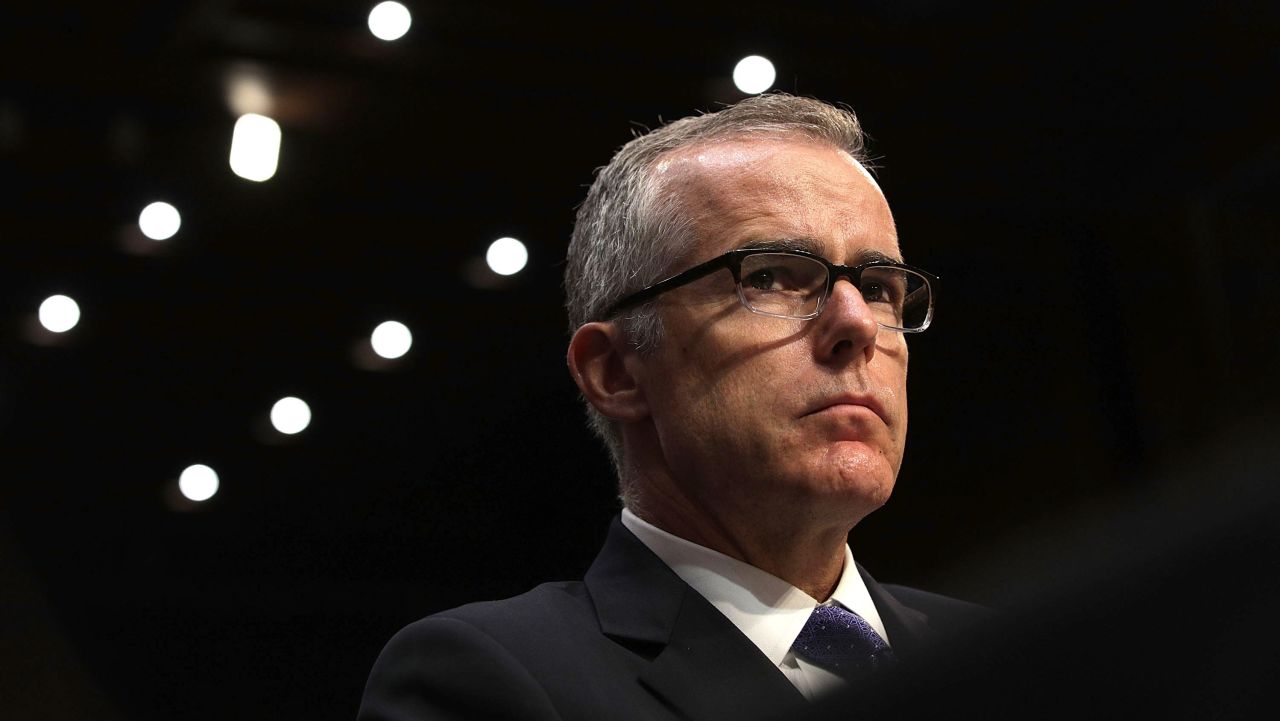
[793,604,898,680]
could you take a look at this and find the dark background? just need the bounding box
[2,1,1276,719]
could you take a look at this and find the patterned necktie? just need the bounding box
[793,604,898,681]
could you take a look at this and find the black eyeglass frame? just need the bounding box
[604,248,940,332]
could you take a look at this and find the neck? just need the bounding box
[625,473,853,602]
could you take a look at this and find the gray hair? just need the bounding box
[564,93,870,480]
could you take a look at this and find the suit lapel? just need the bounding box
[857,562,932,658]
[638,591,804,721]
[585,518,805,721]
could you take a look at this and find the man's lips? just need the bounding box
[799,393,888,425]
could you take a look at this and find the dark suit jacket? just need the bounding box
[359,517,984,721]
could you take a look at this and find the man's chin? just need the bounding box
[807,445,896,506]
[821,438,897,474]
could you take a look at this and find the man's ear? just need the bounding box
[567,322,649,422]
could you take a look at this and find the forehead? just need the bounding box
[654,138,901,264]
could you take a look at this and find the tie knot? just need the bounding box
[793,604,897,680]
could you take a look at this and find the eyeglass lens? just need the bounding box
[737,253,930,329]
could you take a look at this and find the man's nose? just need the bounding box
[813,277,878,364]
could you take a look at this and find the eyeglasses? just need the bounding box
[605,248,939,332]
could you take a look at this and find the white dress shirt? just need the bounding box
[620,508,891,701]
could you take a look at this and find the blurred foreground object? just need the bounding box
[801,416,1280,720]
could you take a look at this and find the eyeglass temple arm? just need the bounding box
[604,255,735,317]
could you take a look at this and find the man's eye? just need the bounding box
[745,269,778,290]
[745,266,806,291]
[861,277,906,305]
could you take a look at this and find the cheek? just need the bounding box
[656,346,792,451]
[876,340,909,430]
[898,383,908,437]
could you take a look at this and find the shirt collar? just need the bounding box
[620,508,890,666]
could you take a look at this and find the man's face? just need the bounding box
[635,139,908,530]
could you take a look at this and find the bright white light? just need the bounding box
[270,396,311,435]
[229,113,281,182]
[38,294,80,333]
[138,201,181,241]
[371,320,413,359]
[178,463,219,502]
[733,55,776,94]
[486,237,528,276]
[368,2,412,41]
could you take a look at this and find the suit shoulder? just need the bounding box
[439,580,591,623]
[360,587,580,721]
[882,583,993,630]
[389,580,595,648]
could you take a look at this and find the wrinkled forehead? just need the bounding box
[649,138,899,264]
[653,137,882,191]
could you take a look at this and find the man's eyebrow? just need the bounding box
[853,248,904,265]
[737,238,823,254]
[737,239,905,265]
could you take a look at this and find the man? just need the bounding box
[359,94,984,721]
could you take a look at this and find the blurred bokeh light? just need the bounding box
[486,237,528,276]
[138,201,181,241]
[368,2,412,41]
[37,294,80,333]
[371,320,413,360]
[270,396,312,435]
[733,55,776,94]
[230,113,281,182]
[177,463,220,502]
